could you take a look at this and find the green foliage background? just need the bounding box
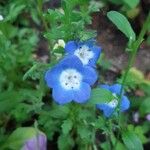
[0,0,150,150]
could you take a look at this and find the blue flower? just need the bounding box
[96,84,130,117]
[45,55,97,104]
[65,40,101,66]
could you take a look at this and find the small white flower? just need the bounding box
[53,39,65,50]
[0,15,3,21]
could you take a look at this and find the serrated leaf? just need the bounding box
[77,125,92,141]
[88,88,115,104]
[88,1,103,13]
[49,104,70,119]
[0,91,20,113]
[61,119,73,135]
[122,131,143,150]
[107,11,136,41]
[58,134,74,150]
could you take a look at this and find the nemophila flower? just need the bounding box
[65,40,101,66]
[96,84,130,117]
[45,55,97,104]
[21,132,47,150]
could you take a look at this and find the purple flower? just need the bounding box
[65,40,101,66]
[96,84,130,117]
[45,55,97,104]
[146,114,150,121]
[21,133,47,150]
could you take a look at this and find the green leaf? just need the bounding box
[77,125,92,142]
[6,4,26,22]
[122,131,143,150]
[107,11,136,41]
[3,127,38,150]
[49,104,70,119]
[88,88,115,104]
[123,0,140,9]
[108,0,123,5]
[61,119,73,135]
[140,97,150,115]
[0,91,22,113]
[58,134,74,150]
[88,1,103,13]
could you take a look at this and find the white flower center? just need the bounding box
[59,69,82,90]
[74,45,94,65]
[107,93,118,108]
[107,99,118,108]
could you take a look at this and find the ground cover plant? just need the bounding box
[0,0,150,150]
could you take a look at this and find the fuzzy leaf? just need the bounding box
[88,88,115,104]
[122,131,143,150]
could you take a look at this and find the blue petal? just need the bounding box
[45,65,63,88]
[88,46,101,66]
[85,39,96,47]
[65,41,78,53]
[109,84,123,95]
[82,66,97,85]
[96,104,114,117]
[100,84,110,91]
[59,55,83,70]
[120,96,130,112]
[73,82,91,103]
[52,83,73,105]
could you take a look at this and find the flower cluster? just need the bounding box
[96,84,130,117]
[45,40,101,104]
[45,39,130,117]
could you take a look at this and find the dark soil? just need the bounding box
[92,12,150,73]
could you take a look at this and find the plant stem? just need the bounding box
[116,11,150,145]
[37,0,48,31]
[37,0,52,59]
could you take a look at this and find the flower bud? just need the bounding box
[21,131,47,150]
[0,15,3,21]
[146,114,150,121]
[53,39,65,50]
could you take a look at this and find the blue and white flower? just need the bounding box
[45,55,97,104]
[65,40,101,66]
[96,84,130,117]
